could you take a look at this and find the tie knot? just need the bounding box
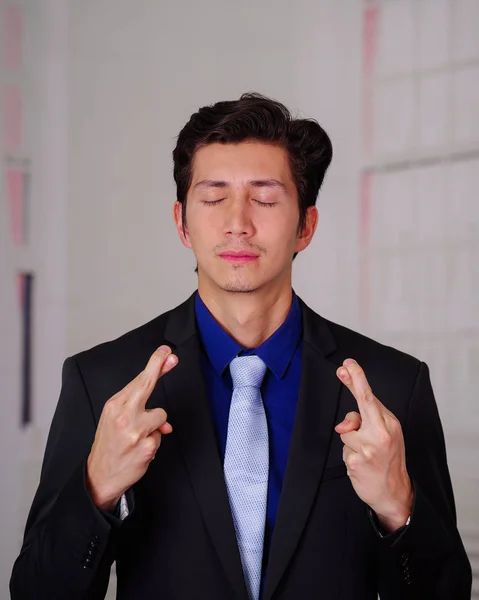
[229,355,267,390]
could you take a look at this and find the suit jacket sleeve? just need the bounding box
[10,357,127,600]
[375,361,472,599]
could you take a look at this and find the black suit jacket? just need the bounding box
[10,293,472,599]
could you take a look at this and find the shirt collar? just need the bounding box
[195,290,302,380]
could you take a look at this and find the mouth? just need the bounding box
[218,251,259,264]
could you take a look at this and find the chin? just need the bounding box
[220,283,259,294]
[218,275,262,294]
[201,263,272,294]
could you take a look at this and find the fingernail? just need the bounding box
[344,359,356,366]
[338,368,349,379]
[166,354,177,366]
[157,345,170,354]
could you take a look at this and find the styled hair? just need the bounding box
[173,92,333,240]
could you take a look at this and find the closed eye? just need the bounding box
[254,200,277,207]
[201,198,277,207]
[202,198,226,206]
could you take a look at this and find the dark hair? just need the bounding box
[173,92,333,246]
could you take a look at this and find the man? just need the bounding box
[11,93,471,599]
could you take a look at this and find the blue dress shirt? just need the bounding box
[195,291,303,592]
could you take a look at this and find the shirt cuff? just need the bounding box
[368,508,411,539]
[116,493,129,520]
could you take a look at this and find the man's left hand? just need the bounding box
[334,358,413,534]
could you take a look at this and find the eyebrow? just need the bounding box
[193,178,287,191]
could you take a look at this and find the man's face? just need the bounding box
[174,141,317,294]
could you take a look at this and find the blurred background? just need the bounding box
[1,0,478,597]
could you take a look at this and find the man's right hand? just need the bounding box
[86,345,178,512]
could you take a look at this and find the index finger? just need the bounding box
[129,345,178,409]
[337,358,381,423]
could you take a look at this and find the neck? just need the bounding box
[198,281,293,349]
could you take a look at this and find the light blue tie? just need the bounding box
[224,355,269,600]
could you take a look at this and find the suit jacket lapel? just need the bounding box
[263,299,342,600]
[161,294,249,600]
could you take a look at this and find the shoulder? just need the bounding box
[301,299,423,402]
[70,305,178,400]
[77,310,170,362]
[326,317,420,373]
[72,291,197,371]
[328,321,423,404]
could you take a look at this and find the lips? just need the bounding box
[220,251,258,258]
[219,251,259,263]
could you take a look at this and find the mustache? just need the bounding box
[214,242,266,254]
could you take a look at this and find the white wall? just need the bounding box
[0,0,69,593]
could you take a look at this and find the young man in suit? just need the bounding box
[11,93,471,599]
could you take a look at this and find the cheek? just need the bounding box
[187,210,221,241]
[261,213,298,248]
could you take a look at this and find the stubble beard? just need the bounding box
[216,263,262,294]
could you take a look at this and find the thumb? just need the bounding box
[159,421,173,435]
[334,411,362,434]
[334,415,361,434]
[334,418,354,433]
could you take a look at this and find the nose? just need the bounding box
[223,195,254,238]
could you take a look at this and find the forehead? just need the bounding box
[190,141,293,186]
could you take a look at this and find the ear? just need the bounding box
[173,201,192,249]
[294,205,318,253]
